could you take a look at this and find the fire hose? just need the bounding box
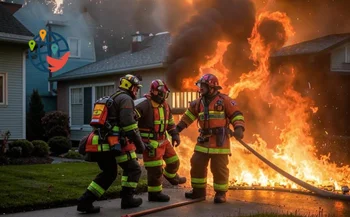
[234,138,350,201]
[121,198,205,217]
[122,135,349,217]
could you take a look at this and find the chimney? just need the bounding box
[131,31,151,53]
[0,2,22,15]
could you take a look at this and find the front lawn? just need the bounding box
[0,162,147,213]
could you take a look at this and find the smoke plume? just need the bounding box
[166,0,257,90]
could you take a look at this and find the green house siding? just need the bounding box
[0,43,25,139]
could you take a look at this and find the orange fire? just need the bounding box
[175,10,350,192]
[186,0,193,5]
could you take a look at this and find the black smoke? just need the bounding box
[166,0,257,90]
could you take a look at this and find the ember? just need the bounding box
[168,0,350,193]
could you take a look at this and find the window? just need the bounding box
[346,44,350,63]
[0,73,7,105]
[68,37,81,58]
[170,92,199,109]
[70,84,115,126]
[95,85,115,100]
[71,88,82,104]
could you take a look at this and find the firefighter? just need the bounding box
[134,79,186,202]
[175,73,245,203]
[77,74,146,213]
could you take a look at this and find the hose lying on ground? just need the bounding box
[121,198,205,217]
[236,138,350,201]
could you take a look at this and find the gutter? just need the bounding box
[49,62,166,82]
[0,32,33,44]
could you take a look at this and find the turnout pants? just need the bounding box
[142,140,180,193]
[190,151,229,192]
[86,151,141,198]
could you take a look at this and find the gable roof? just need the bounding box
[272,33,350,57]
[0,4,34,43]
[50,32,171,81]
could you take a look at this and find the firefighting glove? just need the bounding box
[144,143,154,151]
[171,133,181,147]
[233,127,244,140]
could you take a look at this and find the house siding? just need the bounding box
[330,43,350,72]
[271,51,350,137]
[14,2,97,113]
[57,68,165,141]
[0,43,24,139]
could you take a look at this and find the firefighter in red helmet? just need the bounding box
[77,74,146,213]
[134,79,186,202]
[176,73,245,203]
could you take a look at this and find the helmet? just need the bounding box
[195,73,222,90]
[150,79,170,104]
[119,74,143,99]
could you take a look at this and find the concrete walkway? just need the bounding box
[50,157,84,164]
[3,188,349,217]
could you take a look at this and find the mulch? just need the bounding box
[0,156,53,166]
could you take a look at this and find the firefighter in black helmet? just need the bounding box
[77,74,146,213]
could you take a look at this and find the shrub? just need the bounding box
[48,136,72,155]
[9,140,34,157]
[26,89,45,141]
[0,155,9,165]
[42,111,70,140]
[32,140,49,157]
[65,150,83,159]
[7,147,22,158]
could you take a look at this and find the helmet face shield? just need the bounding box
[157,85,170,99]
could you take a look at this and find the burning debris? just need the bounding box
[168,0,350,193]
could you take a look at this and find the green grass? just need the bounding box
[0,162,147,213]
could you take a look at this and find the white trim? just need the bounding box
[68,86,72,127]
[67,37,81,58]
[0,73,8,106]
[0,32,33,44]
[22,52,26,139]
[345,43,350,63]
[68,82,115,128]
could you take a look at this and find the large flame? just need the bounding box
[175,11,350,192]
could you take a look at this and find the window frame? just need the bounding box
[94,84,115,100]
[169,91,199,109]
[345,43,350,64]
[0,73,8,106]
[67,37,81,58]
[69,82,115,128]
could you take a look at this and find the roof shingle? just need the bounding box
[0,4,33,37]
[51,33,171,81]
[272,33,350,57]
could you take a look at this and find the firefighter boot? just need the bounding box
[185,188,206,199]
[148,191,170,202]
[120,187,143,209]
[77,190,100,213]
[165,174,187,185]
[214,191,227,203]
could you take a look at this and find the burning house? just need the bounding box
[50,0,350,194]
[270,33,350,138]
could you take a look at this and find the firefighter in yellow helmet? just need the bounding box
[134,79,186,202]
[176,74,245,203]
[77,74,146,213]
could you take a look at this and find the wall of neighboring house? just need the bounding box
[330,42,350,72]
[270,50,350,137]
[13,2,96,112]
[0,43,25,139]
[56,68,166,141]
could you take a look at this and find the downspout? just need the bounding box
[46,23,53,95]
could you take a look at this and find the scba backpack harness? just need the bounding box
[84,91,126,153]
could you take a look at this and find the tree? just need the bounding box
[26,89,45,141]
